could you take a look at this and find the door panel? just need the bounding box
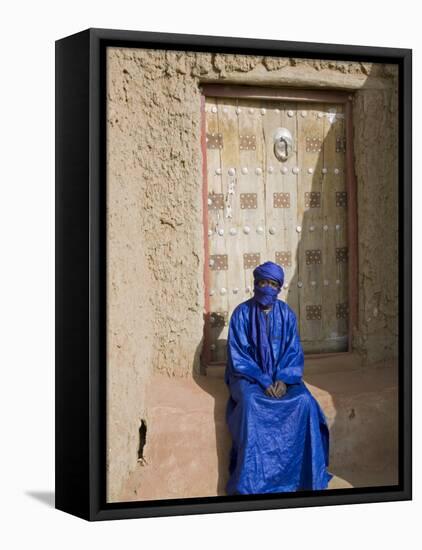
[204,96,350,362]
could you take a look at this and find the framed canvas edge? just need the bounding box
[55,27,412,522]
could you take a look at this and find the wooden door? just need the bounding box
[202,94,352,364]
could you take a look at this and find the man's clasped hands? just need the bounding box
[264,380,287,399]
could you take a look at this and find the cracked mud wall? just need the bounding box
[352,83,399,363]
[106,46,398,501]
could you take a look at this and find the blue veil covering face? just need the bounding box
[224,261,334,494]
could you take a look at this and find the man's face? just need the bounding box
[257,278,280,290]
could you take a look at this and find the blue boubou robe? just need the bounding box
[224,298,334,494]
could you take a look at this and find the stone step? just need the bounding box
[117,361,398,502]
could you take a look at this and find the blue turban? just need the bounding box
[252,261,284,308]
[253,261,284,287]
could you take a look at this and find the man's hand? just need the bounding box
[274,380,287,398]
[265,380,287,398]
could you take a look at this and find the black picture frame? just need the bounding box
[55,27,412,521]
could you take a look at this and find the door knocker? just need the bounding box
[273,128,293,162]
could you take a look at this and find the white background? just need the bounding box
[0,1,418,548]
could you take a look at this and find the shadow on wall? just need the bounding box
[192,315,230,495]
[191,71,399,494]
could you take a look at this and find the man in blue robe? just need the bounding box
[224,261,334,495]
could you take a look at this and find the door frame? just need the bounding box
[199,84,359,366]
